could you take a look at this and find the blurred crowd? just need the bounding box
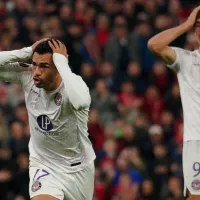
[0,0,200,200]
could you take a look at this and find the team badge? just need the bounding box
[31,180,42,192]
[54,93,62,106]
[192,180,200,190]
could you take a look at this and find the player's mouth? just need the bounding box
[33,77,41,85]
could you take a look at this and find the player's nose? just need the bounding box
[33,66,41,76]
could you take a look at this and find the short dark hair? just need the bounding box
[33,39,60,55]
[33,39,53,55]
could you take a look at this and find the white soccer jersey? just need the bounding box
[167,47,200,142]
[0,47,96,173]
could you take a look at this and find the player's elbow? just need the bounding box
[147,39,161,54]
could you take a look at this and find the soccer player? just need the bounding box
[0,39,96,200]
[148,6,200,200]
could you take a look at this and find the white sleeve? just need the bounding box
[166,47,182,72]
[0,62,32,85]
[0,47,33,85]
[53,53,91,110]
[0,47,32,65]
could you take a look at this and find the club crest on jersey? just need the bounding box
[31,180,42,192]
[37,115,53,131]
[192,180,200,190]
[54,92,62,106]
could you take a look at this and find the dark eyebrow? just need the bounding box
[31,61,50,65]
[39,62,50,65]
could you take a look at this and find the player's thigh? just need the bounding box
[32,194,59,200]
[183,141,200,196]
[63,162,95,200]
[29,163,64,200]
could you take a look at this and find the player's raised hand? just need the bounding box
[48,39,68,59]
[185,6,200,30]
[32,38,49,51]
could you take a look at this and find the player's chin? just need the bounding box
[35,84,43,88]
[34,81,43,88]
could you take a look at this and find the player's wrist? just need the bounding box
[182,21,194,31]
[53,52,68,60]
[27,46,33,52]
[19,46,33,59]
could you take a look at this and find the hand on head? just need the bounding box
[32,38,49,52]
[48,39,68,59]
[32,38,68,59]
[185,6,200,30]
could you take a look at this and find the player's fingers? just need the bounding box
[48,40,55,50]
[59,42,65,51]
[63,44,67,53]
[57,40,63,48]
[35,38,49,46]
[60,42,66,50]
[39,38,49,43]
[61,44,66,54]
[57,40,65,50]
[195,6,200,13]
[56,40,61,47]
[52,39,59,48]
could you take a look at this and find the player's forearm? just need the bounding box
[0,47,32,66]
[53,53,91,110]
[148,22,190,53]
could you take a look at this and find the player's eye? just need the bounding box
[32,62,37,66]
[40,65,48,68]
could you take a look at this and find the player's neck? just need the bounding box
[44,75,62,91]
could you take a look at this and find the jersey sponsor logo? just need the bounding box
[54,92,62,106]
[192,179,200,190]
[37,115,53,131]
[35,127,58,136]
[31,180,42,192]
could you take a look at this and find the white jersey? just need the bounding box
[0,47,96,173]
[167,47,200,142]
